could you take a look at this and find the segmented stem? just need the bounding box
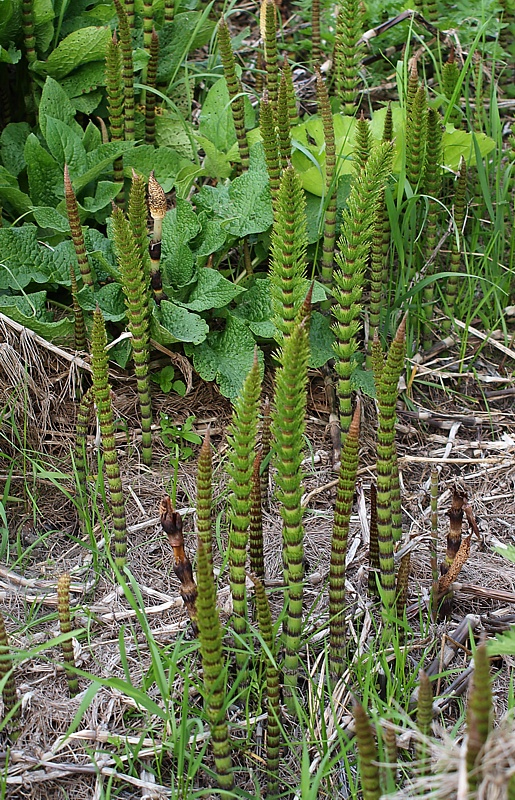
[70,264,86,351]
[316,68,338,300]
[105,31,125,202]
[264,0,279,115]
[277,71,292,171]
[416,670,433,777]
[260,396,272,507]
[390,447,402,542]
[91,307,128,568]
[249,454,265,580]
[272,316,310,707]
[196,431,213,572]
[161,497,198,629]
[196,539,233,790]
[114,0,135,141]
[75,387,94,498]
[64,165,94,287]
[145,29,159,146]
[218,19,250,171]
[368,482,379,596]
[355,112,371,172]
[466,643,492,792]
[22,0,36,63]
[143,0,154,53]
[164,0,174,22]
[250,575,280,796]
[260,94,281,207]
[227,354,262,660]
[329,400,360,678]
[57,573,79,697]
[353,699,381,800]
[395,551,410,617]
[443,158,467,333]
[311,0,321,65]
[334,0,364,114]
[406,86,428,189]
[421,108,443,349]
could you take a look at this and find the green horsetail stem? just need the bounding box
[218,19,250,172]
[64,165,94,287]
[22,0,36,63]
[416,670,433,777]
[227,353,262,662]
[390,446,402,542]
[124,0,134,28]
[249,454,265,580]
[430,468,439,618]
[466,643,492,792]
[105,31,125,203]
[128,169,151,282]
[91,307,128,568]
[316,68,338,303]
[263,0,279,115]
[334,0,364,115]
[368,482,379,596]
[142,0,154,53]
[405,86,428,190]
[281,58,299,127]
[145,29,159,145]
[329,400,360,678]
[395,550,410,618]
[114,0,135,141]
[0,611,20,740]
[332,143,392,435]
[442,49,461,126]
[406,64,419,114]
[148,171,167,304]
[382,102,393,143]
[75,387,94,499]
[443,157,467,333]
[196,539,233,790]
[311,0,321,65]
[255,48,264,95]
[270,166,308,341]
[250,575,280,797]
[271,313,310,707]
[164,0,174,22]
[260,396,272,507]
[355,112,371,173]
[375,314,407,613]
[277,71,292,171]
[57,573,79,697]
[69,264,86,351]
[368,190,386,359]
[353,699,381,800]
[260,93,281,207]
[421,107,443,350]
[111,197,152,467]
[196,431,213,572]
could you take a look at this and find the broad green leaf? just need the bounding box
[39,77,78,141]
[44,116,87,175]
[188,315,263,399]
[86,228,119,281]
[82,121,102,153]
[41,27,111,80]
[60,61,106,98]
[48,240,79,285]
[32,206,70,232]
[308,311,335,368]
[157,12,215,85]
[152,302,208,345]
[183,267,245,312]
[350,365,376,398]
[441,125,496,170]
[194,134,233,180]
[0,122,31,176]
[198,77,255,154]
[194,214,226,258]
[155,115,195,159]
[160,199,201,289]
[0,291,74,344]
[0,43,21,64]
[123,145,185,193]
[73,141,135,194]
[0,224,54,290]
[0,0,15,44]
[197,163,273,237]
[0,167,32,216]
[72,90,103,115]
[81,181,121,213]
[231,277,275,339]
[77,282,126,322]
[25,134,63,207]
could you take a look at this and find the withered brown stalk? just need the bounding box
[160,496,198,631]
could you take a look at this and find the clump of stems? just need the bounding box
[196,539,233,790]
[57,573,79,697]
[91,307,128,568]
[329,400,360,678]
[227,354,262,661]
[64,165,94,287]
[218,19,250,172]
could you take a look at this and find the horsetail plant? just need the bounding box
[111,192,153,467]
[105,31,125,201]
[329,399,360,679]
[355,112,371,172]
[442,49,461,126]
[22,0,36,64]
[311,0,321,65]
[334,0,364,115]
[74,387,93,501]
[57,573,79,697]
[142,0,154,53]
[0,611,20,740]
[277,72,292,171]
[271,311,310,707]
[260,396,272,507]
[218,19,250,172]
[332,142,392,435]
[281,58,299,127]
[91,306,128,569]
[353,699,381,800]
[64,165,94,287]
[148,171,167,304]
[421,107,443,349]
[69,265,86,352]
[316,68,338,304]
[227,353,262,663]
[114,0,135,142]
[390,448,402,543]
[164,0,174,22]
[123,0,134,28]
[145,29,159,146]
[430,468,439,618]
[443,157,467,333]
[196,431,213,571]
[368,483,380,596]
[374,314,407,613]
[249,454,265,580]
[161,497,198,631]
[250,575,280,797]
[263,0,279,115]
[260,94,281,206]
[395,550,410,618]
[127,170,151,281]
[416,670,433,777]
[405,86,428,189]
[466,643,492,792]
[196,539,233,790]
[270,166,308,341]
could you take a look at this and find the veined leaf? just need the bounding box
[0,122,31,176]
[0,224,54,289]
[182,267,245,312]
[0,291,74,344]
[77,283,126,322]
[151,302,208,345]
[25,134,63,207]
[39,77,79,141]
[38,27,111,80]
